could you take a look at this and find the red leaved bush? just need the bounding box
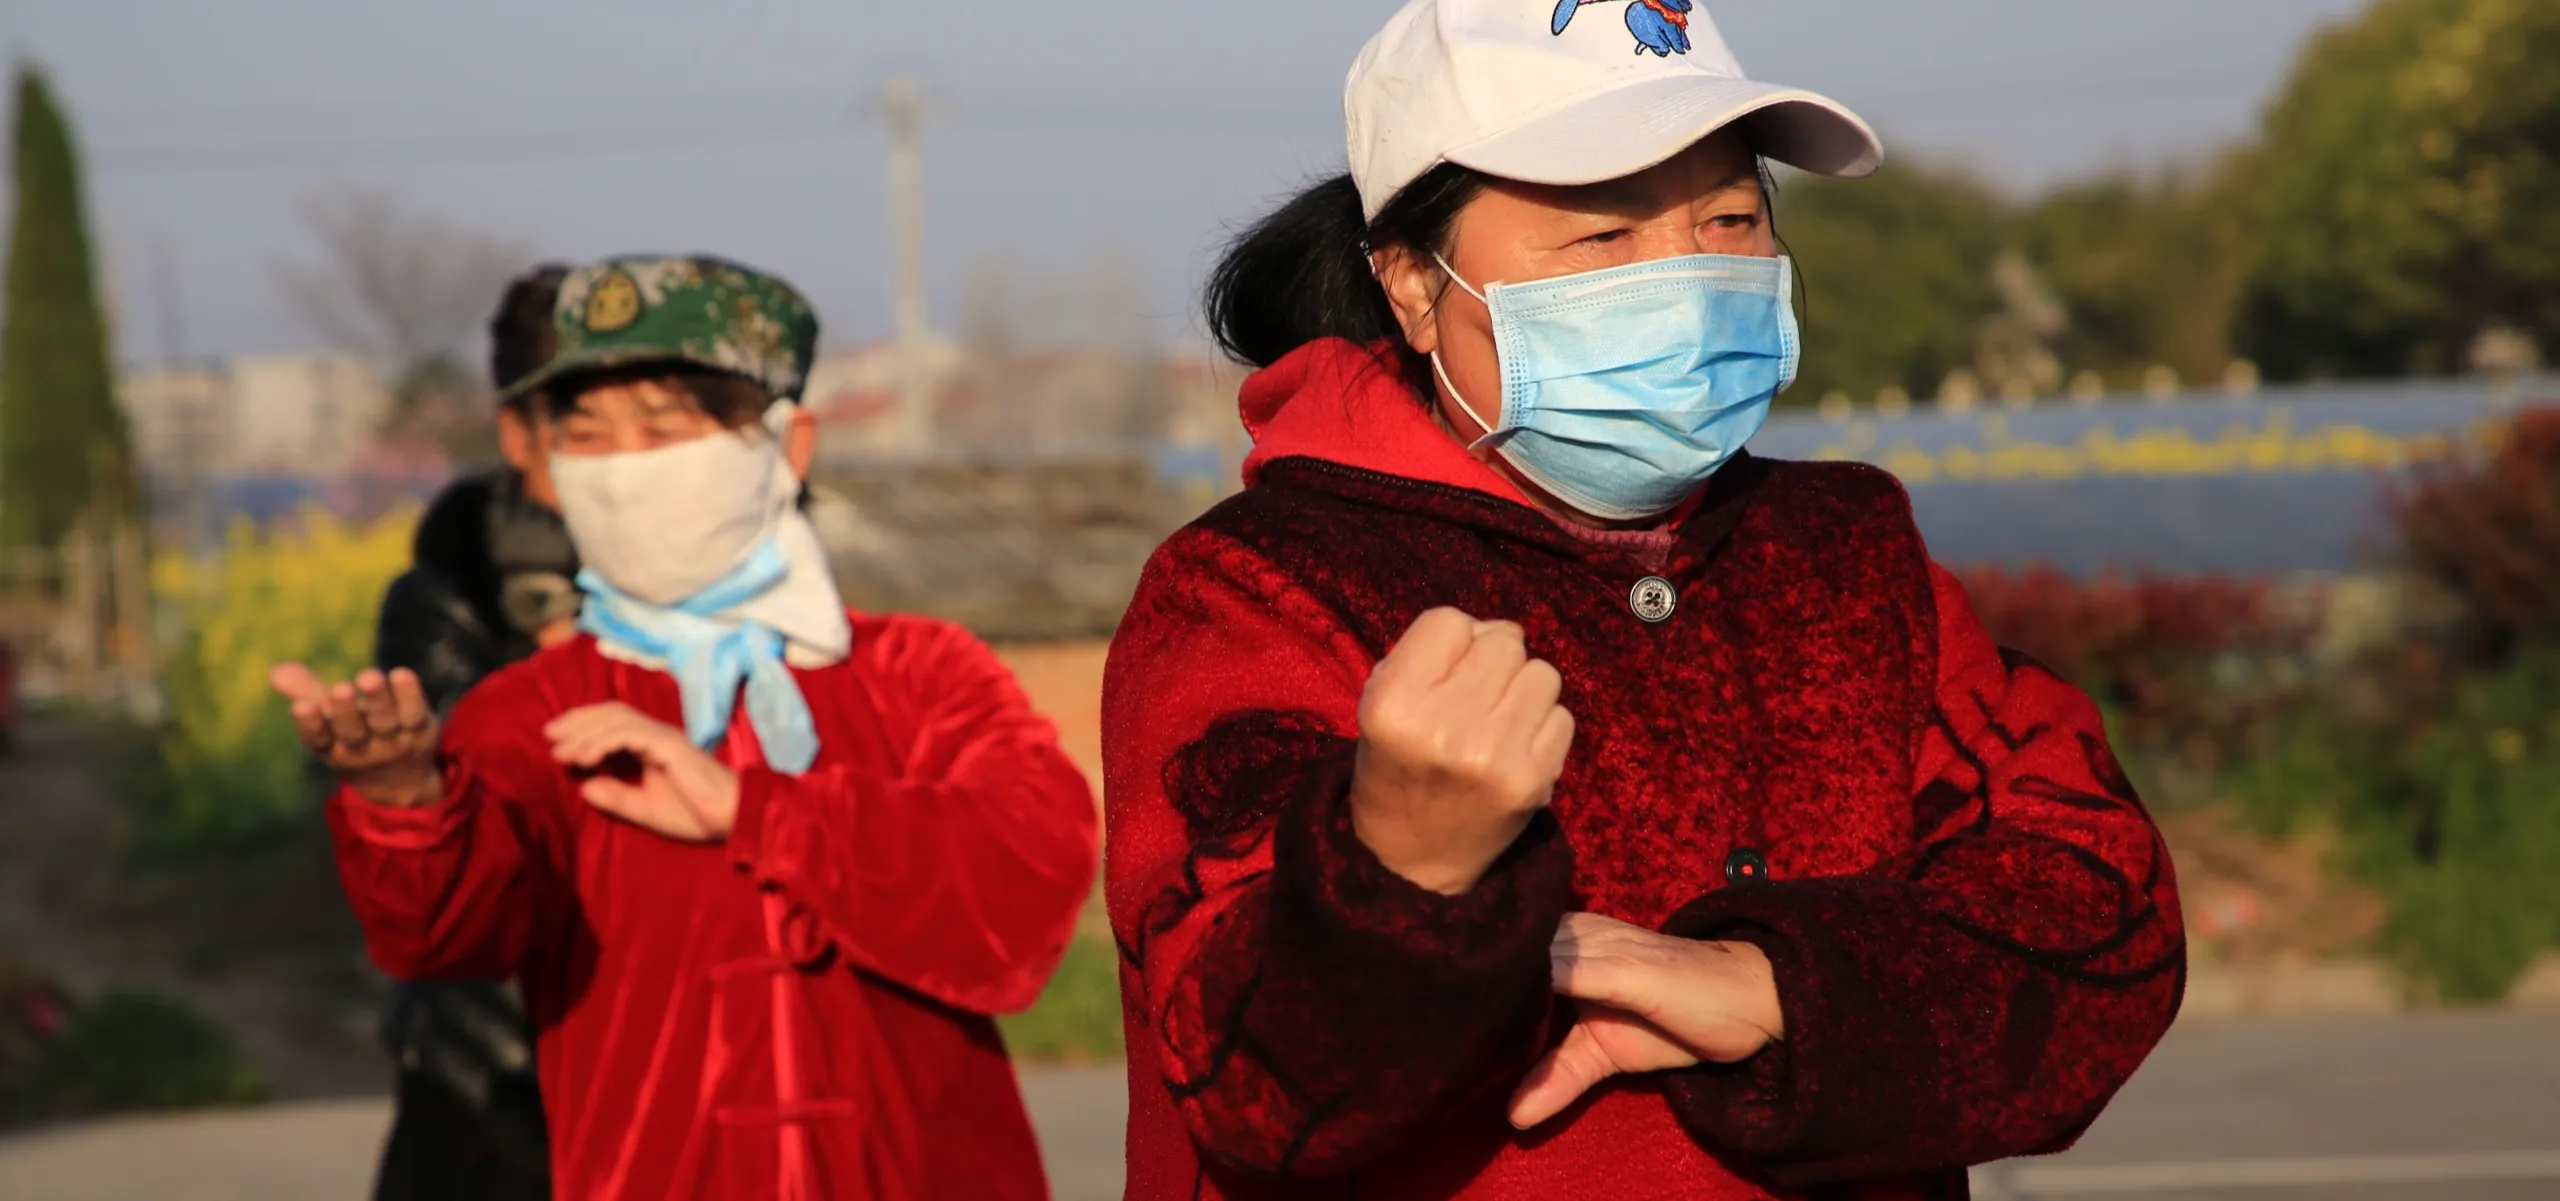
[1954,566,2316,793]
[1957,566,2302,702]
[2390,403,2560,655]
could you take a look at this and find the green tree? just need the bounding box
[0,64,133,552]
[2019,153,2258,390]
[2237,0,2560,380]
[1773,162,2011,405]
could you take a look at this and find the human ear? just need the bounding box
[1370,244,1449,357]
[497,406,537,471]
[784,407,818,482]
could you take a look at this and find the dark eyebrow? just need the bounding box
[1703,164,1764,203]
[1578,176,1660,216]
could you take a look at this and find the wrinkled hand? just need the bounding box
[544,704,740,842]
[1351,608,1575,896]
[269,663,442,808]
[1508,912,1784,1128]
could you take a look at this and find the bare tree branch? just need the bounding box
[275,185,535,380]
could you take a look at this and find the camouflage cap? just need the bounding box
[503,254,819,403]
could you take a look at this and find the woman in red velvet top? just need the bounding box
[275,256,1097,1201]
[1101,3,2184,1199]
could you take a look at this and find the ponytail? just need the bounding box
[1204,164,1487,401]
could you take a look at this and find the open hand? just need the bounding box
[544,703,740,842]
[269,663,442,808]
[1508,912,1784,1128]
[1350,609,1574,896]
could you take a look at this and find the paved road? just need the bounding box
[1981,1009,2560,1201]
[3,1012,2555,1200]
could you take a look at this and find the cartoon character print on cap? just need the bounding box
[556,257,702,337]
[1552,0,1693,57]
[584,269,643,332]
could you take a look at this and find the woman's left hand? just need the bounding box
[1507,912,1785,1129]
[545,703,741,842]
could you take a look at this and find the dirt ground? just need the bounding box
[2154,804,2389,968]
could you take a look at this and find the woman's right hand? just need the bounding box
[1350,608,1576,896]
[269,663,445,808]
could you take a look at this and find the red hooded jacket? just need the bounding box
[330,614,1099,1201]
[1102,340,2184,1200]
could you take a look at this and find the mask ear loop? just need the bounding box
[1423,253,1504,450]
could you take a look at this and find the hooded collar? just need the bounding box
[1241,339,1534,506]
[1235,338,1766,570]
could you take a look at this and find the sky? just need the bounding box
[10,0,2375,367]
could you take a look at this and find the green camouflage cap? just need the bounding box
[504,254,819,403]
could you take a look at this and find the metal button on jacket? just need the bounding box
[1628,576,1678,623]
[1725,846,1769,885]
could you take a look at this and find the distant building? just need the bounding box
[119,353,394,480]
[802,338,969,463]
[804,340,1248,468]
[1157,351,1249,451]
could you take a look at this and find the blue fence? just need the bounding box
[1750,376,2557,575]
[1154,375,2558,577]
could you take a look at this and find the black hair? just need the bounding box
[1205,164,1490,401]
[490,263,573,404]
[1205,154,1793,406]
[538,362,776,428]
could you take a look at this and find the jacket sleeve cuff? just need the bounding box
[1656,881,1852,1167]
[1272,751,1575,978]
[330,772,478,851]
[1249,744,1578,1076]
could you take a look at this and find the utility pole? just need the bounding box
[151,240,207,553]
[876,77,938,458]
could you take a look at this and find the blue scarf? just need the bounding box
[574,539,821,773]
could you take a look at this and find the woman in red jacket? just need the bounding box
[1102,3,2183,1199]
[274,255,1097,1201]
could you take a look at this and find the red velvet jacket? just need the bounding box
[330,615,1099,1201]
[1102,340,2184,1201]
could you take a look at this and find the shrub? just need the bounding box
[1956,565,2316,806]
[2365,644,2560,1000]
[2226,642,2560,1001]
[137,509,415,863]
[2390,404,2560,658]
[8,988,268,1122]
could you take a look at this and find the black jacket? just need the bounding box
[372,469,574,1154]
[379,471,574,717]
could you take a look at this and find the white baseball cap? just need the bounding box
[1345,0,1885,220]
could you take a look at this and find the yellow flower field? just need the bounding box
[141,509,418,858]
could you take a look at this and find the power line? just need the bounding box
[90,112,848,174]
[88,110,1327,177]
[82,68,2276,179]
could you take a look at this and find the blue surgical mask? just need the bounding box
[1431,252,1799,521]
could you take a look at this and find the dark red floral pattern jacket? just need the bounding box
[1102,339,2185,1201]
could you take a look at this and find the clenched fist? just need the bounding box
[1351,608,1575,896]
[269,663,443,808]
